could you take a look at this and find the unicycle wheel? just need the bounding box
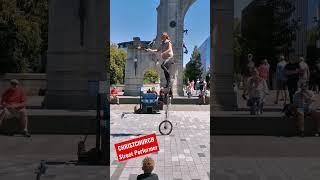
[159,120,173,135]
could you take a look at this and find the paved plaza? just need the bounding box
[110,110,210,180]
[0,135,108,180]
[214,136,320,180]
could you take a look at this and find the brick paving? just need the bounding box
[0,135,107,180]
[214,136,320,180]
[110,110,210,180]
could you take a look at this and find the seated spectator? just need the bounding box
[110,87,119,105]
[292,83,320,137]
[0,79,30,137]
[137,157,159,180]
[157,87,165,110]
[158,87,165,102]
[151,87,158,95]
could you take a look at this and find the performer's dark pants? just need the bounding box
[161,57,173,87]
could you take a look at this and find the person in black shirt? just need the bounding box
[137,157,159,180]
[285,57,300,104]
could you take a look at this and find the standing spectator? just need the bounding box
[186,81,192,98]
[285,57,300,104]
[203,80,207,91]
[257,59,270,87]
[242,53,256,100]
[190,80,195,95]
[0,79,30,137]
[247,69,269,115]
[298,57,310,88]
[137,157,159,180]
[195,79,200,95]
[110,86,119,105]
[274,55,288,104]
[199,79,205,93]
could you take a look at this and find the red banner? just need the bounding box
[115,133,159,162]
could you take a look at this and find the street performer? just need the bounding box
[146,32,174,88]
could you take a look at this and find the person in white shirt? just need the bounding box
[298,57,310,88]
[247,69,269,115]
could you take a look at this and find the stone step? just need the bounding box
[212,111,317,136]
[0,110,99,134]
[119,96,204,104]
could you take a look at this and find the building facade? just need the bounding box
[242,0,320,58]
[198,36,210,78]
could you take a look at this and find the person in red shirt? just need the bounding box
[110,87,119,104]
[257,59,270,87]
[0,79,30,137]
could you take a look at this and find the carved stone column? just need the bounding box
[211,0,237,111]
[45,0,107,109]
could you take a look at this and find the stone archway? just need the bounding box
[124,0,196,96]
[156,0,196,96]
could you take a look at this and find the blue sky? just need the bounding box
[110,0,210,66]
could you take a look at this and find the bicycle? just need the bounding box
[158,87,173,135]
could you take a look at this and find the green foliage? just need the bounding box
[110,43,127,84]
[241,0,297,71]
[0,0,48,74]
[143,69,159,84]
[184,46,203,81]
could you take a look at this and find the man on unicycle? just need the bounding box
[146,32,174,89]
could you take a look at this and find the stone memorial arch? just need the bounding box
[124,0,196,96]
[44,0,237,110]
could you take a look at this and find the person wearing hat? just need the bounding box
[0,79,30,137]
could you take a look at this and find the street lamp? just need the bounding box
[134,57,138,76]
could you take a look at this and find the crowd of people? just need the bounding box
[241,53,320,136]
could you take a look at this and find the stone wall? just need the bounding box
[0,73,46,96]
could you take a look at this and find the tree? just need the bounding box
[234,17,251,74]
[184,46,203,82]
[143,69,159,84]
[110,43,127,84]
[0,0,48,74]
[242,0,297,67]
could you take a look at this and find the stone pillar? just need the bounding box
[211,0,237,111]
[45,0,107,109]
[156,0,196,96]
[124,38,161,96]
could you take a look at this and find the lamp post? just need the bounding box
[134,57,138,76]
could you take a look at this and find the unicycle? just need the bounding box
[159,87,173,135]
